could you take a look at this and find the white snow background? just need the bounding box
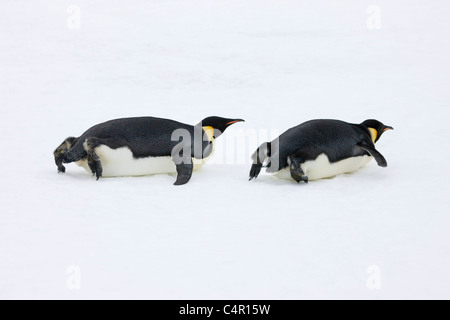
[0,0,449,299]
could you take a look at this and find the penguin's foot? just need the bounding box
[298,175,309,184]
[291,172,309,184]
[289,163,308,184]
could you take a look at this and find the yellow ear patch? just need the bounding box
[202,126,215,142]
[195,126,216,167]
[368,128,378,143]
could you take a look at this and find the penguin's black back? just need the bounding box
[271,119,371,170]
[72,117,198,158]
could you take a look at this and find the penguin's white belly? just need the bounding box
[275,153,373,181]
[76,145,208,177]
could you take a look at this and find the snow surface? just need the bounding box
[1,0,449,299]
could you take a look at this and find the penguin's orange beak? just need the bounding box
[226,119,245,126]
[383,126,394,132]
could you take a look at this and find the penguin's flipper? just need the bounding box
[288,154,309,184]
[85,138,104,180]
[174,163,193,185]
[171,141,194,185]
[87,151,103,180]
[249,142,271,180]
[54,137,78,173]
[249,164,262,181]
[358,141,388,167]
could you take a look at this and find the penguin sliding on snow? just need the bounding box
[54,116,244,185]
[249,119,393,183]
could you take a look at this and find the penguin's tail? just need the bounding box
[249,142,271,181]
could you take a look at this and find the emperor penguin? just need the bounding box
[54,116,244,185]
[249,119,393,183]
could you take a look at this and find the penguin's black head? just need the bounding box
[200,116,245,138]
[361,119,394,143]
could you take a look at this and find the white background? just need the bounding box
[0,0,449,299]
